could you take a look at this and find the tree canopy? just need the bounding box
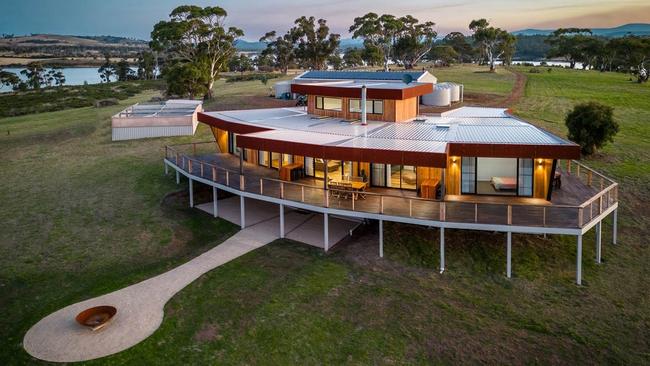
[259,30,296,74]
[292,16,340,70]
[469,19,515,71]
[565,102,619,155]
[151,5,243,98]
[349,13,437,70]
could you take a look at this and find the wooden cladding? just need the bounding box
[307,95,418,122]
[291,82,432,100]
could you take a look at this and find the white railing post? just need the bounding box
[576,235,583,285]
[301,186,305,202]
[380,196,384,214]
[409,199,413,217]
[280,182,284,199]
[260,178,263,195]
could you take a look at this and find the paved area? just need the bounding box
[23,195,362,362]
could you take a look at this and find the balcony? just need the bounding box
[164,142,618,232]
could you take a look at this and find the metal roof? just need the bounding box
[297,70,428,82]
[114,100,202,118]
[201,106,576,158]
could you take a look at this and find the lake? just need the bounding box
[0,66,140,93]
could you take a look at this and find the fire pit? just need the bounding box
[75,306,117,331]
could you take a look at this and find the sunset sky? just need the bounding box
[1,0,649,40]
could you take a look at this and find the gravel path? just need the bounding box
[23,209,304,362]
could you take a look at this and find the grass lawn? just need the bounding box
[1,68,649,364]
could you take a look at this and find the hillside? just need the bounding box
[0,34,147,48]
[512,23,650,37]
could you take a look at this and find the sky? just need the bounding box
[1,0,649,41]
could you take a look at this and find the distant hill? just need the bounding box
[512,23,650,37]
[0,34,148,48]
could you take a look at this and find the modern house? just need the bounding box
[112,100,202,141]
[163,71,618,285]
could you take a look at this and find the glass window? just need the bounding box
[371,164,386,186]
[271,152,281,169]
[315,96,341,111]
[258,151,269,167]
[388,164,401,188]
[401,165,417,190]
[342,161,353,180]
[461,157,476,194]
[349,99,383,114]
[283,154,293,165]
[373,100,383,114]
[304,157,314,176]
[323,97,342,111]
[518,158,534,196]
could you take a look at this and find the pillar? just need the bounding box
[280,204,285,239]
[176,170,180,185]
[612,208,618,245]
[323,159,329,189]
[576,235,583,285]
[379,219,384,258]
[165,162,169,175]
[240,196,245,229]
[189,178,194,208]
[596,221,602,264]
[212,186,218,218]
[324,213,329,252]
[506,232,512,278]
[440,227,445,273]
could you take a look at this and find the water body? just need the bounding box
[0,66,139,93]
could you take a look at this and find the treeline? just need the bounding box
[545,28,649,80]
[149,5,518,99]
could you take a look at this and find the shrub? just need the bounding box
[565,102,619,155]
[224,73,281,83]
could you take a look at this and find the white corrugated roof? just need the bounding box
[202,106,574,155]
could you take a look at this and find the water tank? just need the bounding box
[448,83,461,102]
[421,83,451,106]
[273,81,292,99]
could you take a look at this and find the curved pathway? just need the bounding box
[23,200,309,362]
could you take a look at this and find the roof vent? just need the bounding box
[435,124,451,129]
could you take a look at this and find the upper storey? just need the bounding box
[290,71,436,122]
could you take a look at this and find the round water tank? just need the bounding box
[449,83,461,102]
[421,83,451,106]
[273,81,292,99]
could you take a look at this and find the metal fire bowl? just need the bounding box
[75,306,117,331]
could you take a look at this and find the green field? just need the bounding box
[0,68,649,364]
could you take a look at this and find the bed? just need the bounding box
[491,176,517,191]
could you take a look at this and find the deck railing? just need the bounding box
[165,143,618,229]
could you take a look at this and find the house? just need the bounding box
[112,100,202,141]
[164,71,618,285]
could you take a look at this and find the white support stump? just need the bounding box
[189,178,194,208]
[175,170,180,185]
[239,196,245,229]
[379,219,383,258]
[212,186,218,218]
[506,232,512,278]
[165,163,169,175]
[440,227,445,274]
[612,208,618,245]
[280,204,285,239]
[596,221,602,264]
[324,213,329,252]
[576,235,583,285]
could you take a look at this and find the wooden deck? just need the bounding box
[169,149,616,230]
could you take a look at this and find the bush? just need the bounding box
[529,68,541,73]
[565,102,619,155]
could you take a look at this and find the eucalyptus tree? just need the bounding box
[151,5,243,98]
[443,32,474,63]
[343,48,364,67]
[137,51,156,80]
[545,28,593,69]
[292,16,340,70]
[349,13,403,71]
[392,15,437,69]
[469,19,515,71]
[259,30,297,74]
[0,68,21,90]
[20,63,45,89]
[98,55,115,83]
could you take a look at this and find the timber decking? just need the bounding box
[173,152,614,229]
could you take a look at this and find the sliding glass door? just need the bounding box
[461,157,476,194]
[517,159,533,197]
